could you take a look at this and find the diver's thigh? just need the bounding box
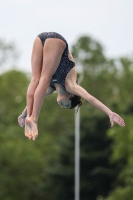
[31,37,43,80]
[40,38,66,78]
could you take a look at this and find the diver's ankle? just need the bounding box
[30,115,38,123]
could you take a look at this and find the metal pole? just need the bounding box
[74,68,84,200]
[75,107,80,200]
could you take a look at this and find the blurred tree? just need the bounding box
[0,69,76,200]
[0,35,132,200]
[45,36,126,200]
[0,70,28,135]
[0,39,19,69]
[71,35,114,74]
[98,115,133,200]
[80,114,114,200]
[97,57,133,200]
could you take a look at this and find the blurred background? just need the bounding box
[0,0,133,199]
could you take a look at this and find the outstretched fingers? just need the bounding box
[112,117,125,127]
[109,112,125,127]
[110,121,114,127]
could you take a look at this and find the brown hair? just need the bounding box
[69,95,82,112]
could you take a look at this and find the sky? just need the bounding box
[0,0,133,72]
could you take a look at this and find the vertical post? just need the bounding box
[75,107,80,200]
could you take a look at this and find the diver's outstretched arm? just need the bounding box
[68,84,125,127]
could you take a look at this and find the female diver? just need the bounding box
[18,32,125,141]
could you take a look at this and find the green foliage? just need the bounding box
[0,69,75,199]
[0,70,28,135]
[0,39,19,68]
[44,132,75,200]
[98,115,133,200]
[0,35,133,200]
[80,114,115,200]
[71,36,106,68]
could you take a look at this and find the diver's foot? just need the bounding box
[18,113,27,127]
[25,117,38,141]
[25,120,32,139]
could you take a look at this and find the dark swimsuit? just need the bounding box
[37,32,75,90]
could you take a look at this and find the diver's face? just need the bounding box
[57,94,74,109]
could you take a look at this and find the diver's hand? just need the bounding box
[109,112,125,127]
[18,113,27,127]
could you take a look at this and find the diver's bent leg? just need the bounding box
[24,37,43,139]
[26,38,66,140]
[31,38,66,122]
[26,37,43,118]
